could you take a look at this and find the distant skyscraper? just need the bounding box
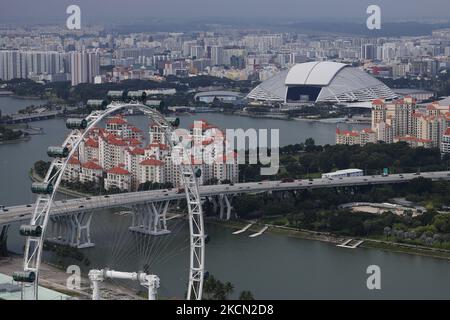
[70,51,100,86]
[190,46,205,59]
[361,44,376,60]
[211,46,224,66]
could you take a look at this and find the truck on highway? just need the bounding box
[321,169,363,179]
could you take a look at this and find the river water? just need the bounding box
[1,97,450,299]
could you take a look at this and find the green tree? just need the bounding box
[239,290,255,300]
[203,275,235,300]
[433,213,450,233]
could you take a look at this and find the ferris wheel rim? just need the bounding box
[21,101,205,300]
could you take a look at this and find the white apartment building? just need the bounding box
[105,166,131,191]
[139,158,164,185]
[441,128,450,154]
[80,160,103,184]
[70,51,100,86]
[338,97,450,149]
[64,156,82,182]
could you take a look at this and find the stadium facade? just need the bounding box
[247,61,397,105]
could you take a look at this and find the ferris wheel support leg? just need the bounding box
[91,280,101,300]
[145,275,160,300]
[88,269,103,300]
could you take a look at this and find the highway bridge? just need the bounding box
[0,110,60,124]
[1,171,449,228]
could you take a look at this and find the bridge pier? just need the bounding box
[49,212,95,248]
[129,201,171,235]
[218,194,234,220]
[208,196,218,213]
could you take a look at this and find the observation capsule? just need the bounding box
[31,182,53,194]
[19,225,42,237]
[47,146,69,158]
[66,118,87,130]
[12,271,36,283]
[165,117,180,128]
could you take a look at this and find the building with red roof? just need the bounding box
[336,127,376,146]
[80,160,103,184]
[139,157,164,185]
[105,166,131,191]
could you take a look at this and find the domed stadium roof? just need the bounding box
[247,61,397,104]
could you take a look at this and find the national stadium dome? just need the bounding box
[247,61,397,104]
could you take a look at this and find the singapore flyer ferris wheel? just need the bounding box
[13,101,205,300]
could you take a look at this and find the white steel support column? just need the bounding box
[48,213,94,248]
[218,194,233,220]
[224,194,233,220]
[129,201,171,235]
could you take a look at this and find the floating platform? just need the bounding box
[337,239,364,249]
[128,226,171,236]
[232,223,253,235]
[249,226,268,238]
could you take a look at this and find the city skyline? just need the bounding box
[1,0,450,24]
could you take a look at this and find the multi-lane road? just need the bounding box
[1,171,449,225]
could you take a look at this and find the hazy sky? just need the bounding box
[0,0,449,24]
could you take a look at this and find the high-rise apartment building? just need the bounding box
[0,50,68,81]
[211,46,224,66]
[70,51,100,86]
[338,98,450,150]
